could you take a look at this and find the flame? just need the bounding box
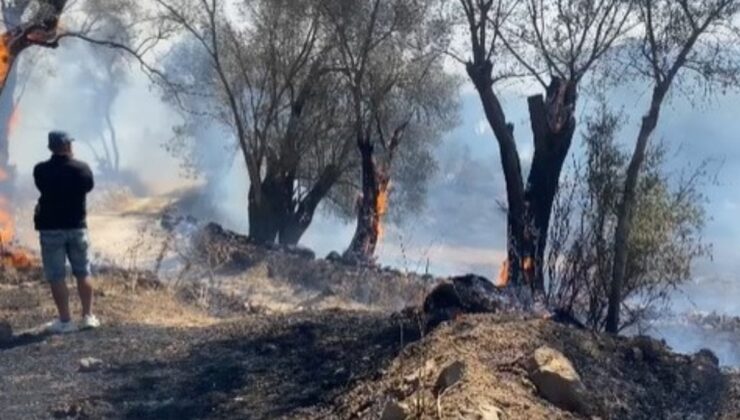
[0,192,33,270]
[0,33,11,89]
[0,110,32,270]
[374,180,390,240]
[0,195,13,244]
[496,259,509,288]
[495,256,536,288]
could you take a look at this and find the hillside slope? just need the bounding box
[1,259,739,419]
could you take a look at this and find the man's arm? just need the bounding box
[79,163,94,193]
[33,163,44,192]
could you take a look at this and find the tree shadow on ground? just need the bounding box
[98,313,421,419]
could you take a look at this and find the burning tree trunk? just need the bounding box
[467,60,576,291]
[343,138,391,263]
[522,79,577,291]
[459,0,631,294]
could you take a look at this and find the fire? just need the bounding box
[0,195,13,243]
[496,259,509,287]
[495,256,535,288]
[0,193,31,270]
[0,33,11,89]
[375,180,390,240]
[0,104,32,270]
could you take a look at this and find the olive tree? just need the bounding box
[457,0,634,290]
[607,0,740,333]
[548,106,711,332]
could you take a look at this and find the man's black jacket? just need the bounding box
[33,155,94,230]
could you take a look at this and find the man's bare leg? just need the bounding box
[76,276,93,317]
[50,280,71,322]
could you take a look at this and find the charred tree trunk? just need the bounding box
[344,139,388,263]
[606,86,666,333]
[278,165,339,246]
[522,78,577,291]
[0,65,16,174]
[248,181,280,245]
[466,65,578,292]
[466,60,527,287]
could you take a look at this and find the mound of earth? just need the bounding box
[318,313,740,419]
[2,255,740,419]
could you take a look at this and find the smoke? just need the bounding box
[10,39,182,188]
[5,26,740,367]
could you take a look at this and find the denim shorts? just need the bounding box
[39,229,91,282]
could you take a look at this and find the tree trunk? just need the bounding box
[248,182,280,244]
[0,64,17,173]
[344,139,388,263]
[466,61,527,287]
[522,78,577,291]
[468,63,577,291]
[606,88,665,333]
[0,64,17,245]
[278,165,339,246]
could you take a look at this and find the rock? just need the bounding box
[325,251,343,262]
[434,361,465,395]
[380,399,408,420]
[79,357,103,372]
[0,319,12,345]
[461,403,507,420]
[630,335,666,363]
[690,349,723,391]
[694,348,719,366]
[423,274,506,331]
[525,346,589,414]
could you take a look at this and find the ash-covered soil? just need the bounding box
[2,259,740,419]
[1,276,420,419]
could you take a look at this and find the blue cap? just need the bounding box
[48,131,74,149]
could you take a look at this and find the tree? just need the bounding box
[155,0,457,251]
[155,0,355,245]
[320,0,459,263]
[547,106,710,331]
[0,0,67,96]
[606,0,740,333]
[457,0,633,291]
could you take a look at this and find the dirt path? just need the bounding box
[0,277,418,419]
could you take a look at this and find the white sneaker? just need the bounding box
[45,319,78,334]
[79,315,101,330]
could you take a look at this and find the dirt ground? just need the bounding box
[0,274,424,420]
[3,270,740,420]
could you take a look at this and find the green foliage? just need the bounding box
[547,106,712,331]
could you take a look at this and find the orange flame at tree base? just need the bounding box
[374,180,390,241]
[496,256,535,288]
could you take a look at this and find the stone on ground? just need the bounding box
[79,357,103,372]
[380,399,408,420]
[525,346,589,414]
[434,360,466,395]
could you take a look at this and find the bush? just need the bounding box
[546,106,712,332]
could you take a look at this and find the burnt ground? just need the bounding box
[2,271,740,419]
[0,276,420,419]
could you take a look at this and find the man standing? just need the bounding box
[34,131,99,333]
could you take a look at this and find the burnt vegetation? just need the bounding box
[0,3,739,413]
